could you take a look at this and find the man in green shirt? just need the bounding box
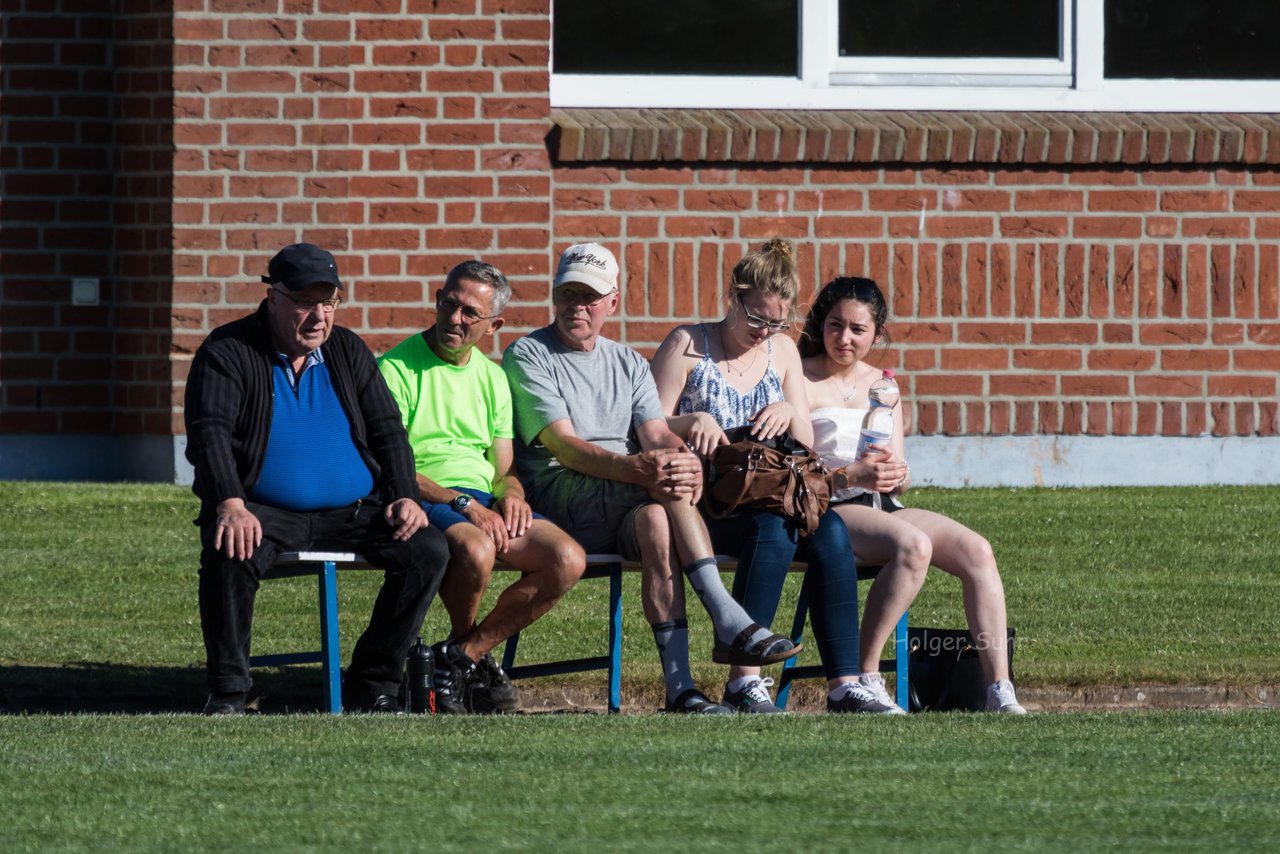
[379,260,586,713]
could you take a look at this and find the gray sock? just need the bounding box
[652,619,695,703]
[682,557,771,647]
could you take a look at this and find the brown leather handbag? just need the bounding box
[703,427,832,535]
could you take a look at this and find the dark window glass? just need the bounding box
[553,0,798,76]
[838,0,1060,60]
[1105,1,1280,79]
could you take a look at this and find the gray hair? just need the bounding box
[444,260,512,315]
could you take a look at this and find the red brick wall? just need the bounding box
[550,162,1280,438]
[1,2,117,434]
[168,0,553,433]
[0,0,173,437]
[3,0,1277,463]
[115,5,177,436]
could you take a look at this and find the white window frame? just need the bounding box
[821,0,1072,88]
[551,0,1280,114]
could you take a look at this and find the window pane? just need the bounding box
[1105,1,1280,80]
[553,0,798,76]
[838,0,1060,59]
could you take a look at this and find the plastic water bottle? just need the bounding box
[406,636,435,714]
[855,370,899,461]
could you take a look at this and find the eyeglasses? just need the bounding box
[553,287,614,307]
[736,294,791,332]
[273,288,341,313]
[437,295,495,325]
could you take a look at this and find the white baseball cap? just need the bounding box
[553,242,619,295]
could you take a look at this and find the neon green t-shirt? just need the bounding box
[377,332,514,492]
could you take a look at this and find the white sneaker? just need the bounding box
[722,676,785,714]
[986,679,1028,714]
[827,673,907,715]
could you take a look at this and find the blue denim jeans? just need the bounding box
[704,507,860,679]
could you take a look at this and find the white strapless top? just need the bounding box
[811,406,869,501]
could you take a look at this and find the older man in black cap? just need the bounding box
[185,242,450,714]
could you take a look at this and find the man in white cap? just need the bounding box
[502,243,801,713]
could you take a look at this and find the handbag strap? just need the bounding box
[705,461,757,520]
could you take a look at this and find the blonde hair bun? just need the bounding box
[762,237,795,262]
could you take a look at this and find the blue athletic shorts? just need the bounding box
[423,486,547,531]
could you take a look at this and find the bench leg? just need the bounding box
[775,575,811,711]
[894,608,909,711]
[501,631,520,673]
[607,564,622,713]
[318,560,341,714]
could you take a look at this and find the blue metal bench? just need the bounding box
[250,551,347,714]
[252,551,907,714]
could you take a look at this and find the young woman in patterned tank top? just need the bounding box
[650,239,895,715]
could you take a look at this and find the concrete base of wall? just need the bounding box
[907,435,1280,487]
[0,434,1276,488]
[0,434,192,483]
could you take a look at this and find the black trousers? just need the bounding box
[197,498,449,701]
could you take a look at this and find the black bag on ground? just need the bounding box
[907,626,1016,712]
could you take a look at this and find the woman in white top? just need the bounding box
[800,276,1026,713]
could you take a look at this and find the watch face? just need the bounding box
[452,495,471,512]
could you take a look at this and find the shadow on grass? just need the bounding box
[0,663,334,715]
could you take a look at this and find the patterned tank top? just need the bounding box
[675,324,784,430]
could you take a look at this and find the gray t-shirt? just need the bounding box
[502,325,666,500]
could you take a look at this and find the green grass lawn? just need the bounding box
[3,712,1277,851]
[1,482,1276,712]
[1,482,1277,850]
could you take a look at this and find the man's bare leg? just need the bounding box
[451,520,586,662]
[434,521,586,714]
[657,496,798,664]
[438,525,494,640]
[633,503,733,713]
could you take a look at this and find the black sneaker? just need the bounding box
[202,691,247,715]
[431,639,477,714]
[470,653,519,714]
[662,688,733,715]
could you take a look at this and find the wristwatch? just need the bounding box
[450,494,472,513]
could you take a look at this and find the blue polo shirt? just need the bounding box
[247,349,374,511]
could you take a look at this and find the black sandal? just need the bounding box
[711,624,803,666]
[662,688,733,715]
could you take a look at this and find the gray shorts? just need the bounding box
[530,468,654,560]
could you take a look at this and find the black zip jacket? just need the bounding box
[184,301,420,523]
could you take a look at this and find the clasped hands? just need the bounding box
[639,447,704,503]
[841,445,909,494]
[459,494,533,555]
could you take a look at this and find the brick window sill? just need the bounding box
[551,109,1280,166]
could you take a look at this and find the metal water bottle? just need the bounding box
[406,636,435,714]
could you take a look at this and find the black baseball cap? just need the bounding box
[261,243,344,291]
